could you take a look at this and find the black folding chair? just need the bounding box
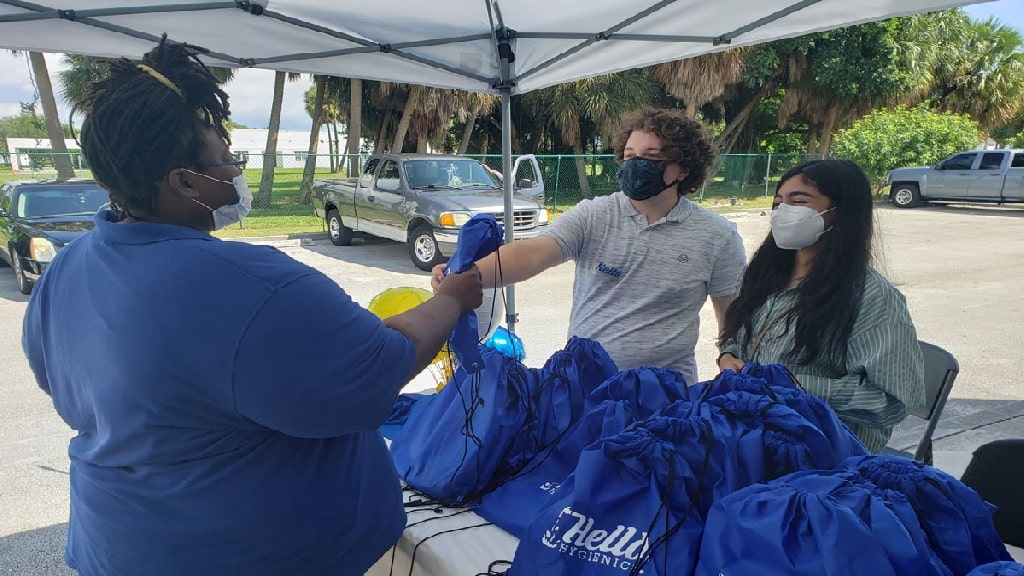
[885,340,959,465]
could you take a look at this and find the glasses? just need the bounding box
[198,159,247,171]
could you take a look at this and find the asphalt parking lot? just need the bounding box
[1,202,1022,574]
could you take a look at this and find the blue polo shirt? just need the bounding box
[22,211,416,576]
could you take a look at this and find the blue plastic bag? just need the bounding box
[444,214,504,373]
[390,347,536,505]
[510,415,732,576]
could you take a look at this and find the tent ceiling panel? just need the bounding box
[0,0,991,94]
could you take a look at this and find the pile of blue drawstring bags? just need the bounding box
[384,215,1014,575]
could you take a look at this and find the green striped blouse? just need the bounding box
[718,268,925,453]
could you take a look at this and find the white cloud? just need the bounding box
[0,51,316,133]
[221,68,315,131]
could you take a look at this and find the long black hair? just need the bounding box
[78,35,230,219]
[720,159,874,365]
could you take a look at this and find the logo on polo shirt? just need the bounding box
[677,253,689,263]
[596,262,622,277]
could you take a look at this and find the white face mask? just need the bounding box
[770,203,834,250]
[186,172,253,230]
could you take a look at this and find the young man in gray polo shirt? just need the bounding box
[432,107,746,385]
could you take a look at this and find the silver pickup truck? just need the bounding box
[887,148,1024,208]
[312,153,548,270]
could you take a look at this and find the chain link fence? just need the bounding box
[1,152,826,210]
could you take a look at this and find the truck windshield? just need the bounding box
[404,160,500,190]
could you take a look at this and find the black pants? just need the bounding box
[960,439,1024,548]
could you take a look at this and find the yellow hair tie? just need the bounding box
[136,64,183,99]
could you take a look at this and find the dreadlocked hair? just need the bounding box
[78,35,231,219]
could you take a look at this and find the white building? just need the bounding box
[6,128,359,172]
[228,128,340,169]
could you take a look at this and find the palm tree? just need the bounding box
[346,78,362,175]
[457,93,500,154]
[928,16,1024,131]
[24,52,75,179]
[525,70,658,198]
[655,50,745,118]
[299,76,345,204]
[256,71,302,208]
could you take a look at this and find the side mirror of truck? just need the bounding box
[516,178,534,189]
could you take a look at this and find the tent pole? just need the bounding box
[500,88,517,333]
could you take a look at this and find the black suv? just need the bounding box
[0,180,109,295]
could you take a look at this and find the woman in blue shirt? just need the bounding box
[718,159,924,452]
[21,37,482,576]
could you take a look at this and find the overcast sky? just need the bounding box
[0,0,1020,133]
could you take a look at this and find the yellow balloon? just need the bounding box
[367,287,454,390]
[367,286,434,319]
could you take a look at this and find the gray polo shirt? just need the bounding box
[541,193,746,384]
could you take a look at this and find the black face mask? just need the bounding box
[617,157,669,201]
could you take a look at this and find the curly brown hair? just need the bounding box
[612,107,717,195]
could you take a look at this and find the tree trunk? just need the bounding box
[332,122,342,173]
[806,125,819,155]
[390,93,417,153]
[817,105,838,157]
[572,137,594,199]
[299,75,326,205]
[346,78,362,176]
[373,114,390,154]
[685,100,698,118]
[457,102,481,154]
[714,81,773,150]
[325,122,336,172]
[256,71,286,208]
[416,137,428,154]
[29,52,75,180]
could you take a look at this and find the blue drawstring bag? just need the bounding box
[444,214,504,373]
[378,393,434,442]
[510,415,731,576]
[476,399,639,537]
[585,366,689,416]
[698,472,915,576]
[774,468,955,576]
[841,454,1012,574]
[693,364,869,458]
[739,361,799,388]
[968,563,1024,576]
[502,337,617,478]
[704,390,838,478]
[657,390,837,489]
[390,346,537,505]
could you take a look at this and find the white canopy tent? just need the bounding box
[0,0,990,328]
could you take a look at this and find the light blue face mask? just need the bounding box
[186,172,253,229]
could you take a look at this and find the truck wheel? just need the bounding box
[326,209,353,246]
[409,225,444,271]
[890,184,921,209]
